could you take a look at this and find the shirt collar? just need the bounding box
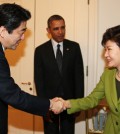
[51,39,63,47]
[0,42,5,51]
[2,45,4,51]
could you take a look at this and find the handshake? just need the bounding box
[49,97,71,114]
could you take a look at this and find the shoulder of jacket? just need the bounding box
[104,67,116,73]
[64,39,79,46]
[103,67,116,77]
[35,40,51,50]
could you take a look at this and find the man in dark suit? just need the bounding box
[0,4,63,134]
[34,15,84,134]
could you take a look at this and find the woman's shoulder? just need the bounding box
[104,67,116,73]
[103,67,116,77]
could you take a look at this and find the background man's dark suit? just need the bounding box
[0,44,49,134]
[34,39,84,134]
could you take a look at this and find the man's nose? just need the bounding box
[21,34,25,40]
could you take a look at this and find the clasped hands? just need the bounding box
[50,97,71,114]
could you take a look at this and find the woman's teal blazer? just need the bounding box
[67,68,120,134]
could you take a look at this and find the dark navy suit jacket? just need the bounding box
[0,44,49,134]
[34,39,84,100]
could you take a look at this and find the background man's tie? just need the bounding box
[56,44,62,73]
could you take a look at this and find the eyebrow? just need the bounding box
[22,28,27,31]
[53,26,65,30]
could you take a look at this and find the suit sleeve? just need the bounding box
[74,43,84,98]
[0,52,49,116]
[67,79,105,114]
[34,47,45,97]
[67,71,105,114]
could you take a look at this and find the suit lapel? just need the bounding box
[0,44,4,54]
[110,69,118,108]
[62,40,71,71]
[63,40,70,60]
[0,43,10,75]
[47,41,55,59]
[47,41,59,71]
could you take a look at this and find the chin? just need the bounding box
[58,39,64,42]
[107,65,114,68]
[11,47,17,50]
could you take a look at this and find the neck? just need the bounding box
[117,68,120,73]
[116,69,120,79]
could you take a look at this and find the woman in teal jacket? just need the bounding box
[61,25,120,134]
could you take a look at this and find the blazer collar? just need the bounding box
[111,69,118,108]
[0,43,4,54]
[63,40,70,58]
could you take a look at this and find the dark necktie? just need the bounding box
[56,44,62,73]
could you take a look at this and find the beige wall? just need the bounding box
[96,0,120,83]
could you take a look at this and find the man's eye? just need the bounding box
[61,26,65,29]
[53,28,59,31]
[108,48,112,50]
[104,48,107,51]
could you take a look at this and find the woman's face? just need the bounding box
[104,40,120,68]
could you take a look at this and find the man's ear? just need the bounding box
[46,27,50,33]
[46,28,51,39]
[0,26,7,37]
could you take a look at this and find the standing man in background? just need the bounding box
[0,4,63,134]
[34,15,84,134]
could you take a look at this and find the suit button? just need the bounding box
[115,108,118,112]
[116,122,118,125]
